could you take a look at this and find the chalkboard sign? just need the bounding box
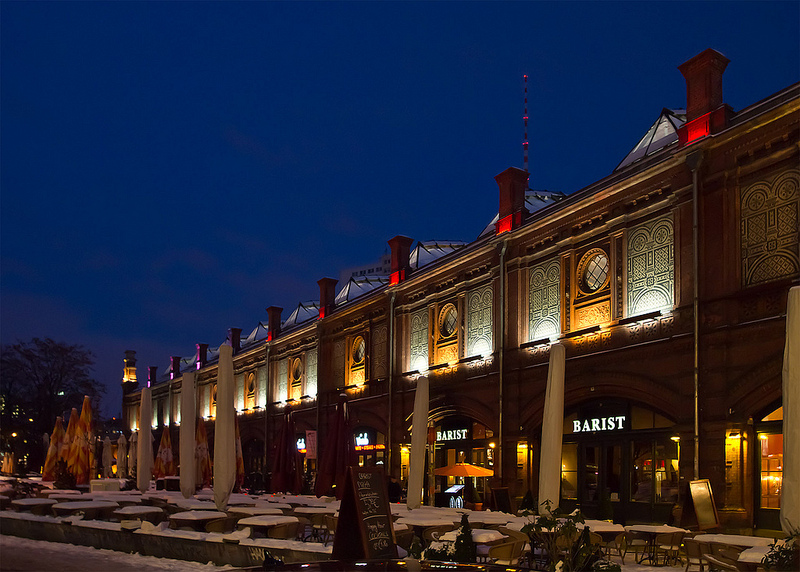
[332,466,397,561]
[492,487,513,514]
[680,479,719,530]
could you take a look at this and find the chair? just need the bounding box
[621,531,648,564]
[655,531,685,566]
[205,516,239,533]
[323,514,338,545]
[304,513,327,542]
[267,520,300,539]
[605,532,626,562]
[422,524,455,546]
[394,528,415,555]
[487,540,526,566]
[588,531,604,556]
[683,538,706,572]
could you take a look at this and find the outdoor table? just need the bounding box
[169,510,228,531]
[582,520,625,543]
[257,501,293,510]
[175,498,217,510]
[227,506,285,517]
[52,500,120,520]
[738,545,770,565]
[694,534,774,548]
[624,524,687,565]
[38,489,81,498]
[113,505,165,524]
[293,506,337,515]
[236,515,299,537]
[0,494,10,510]
[10,498,57,513]
[439,528,506,544]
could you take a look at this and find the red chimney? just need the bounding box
[227,328,242,354]
[170,356,181,380]
[317,278,338,319]
[266,306,283,341]
[677,49,733,145]
[388,235,414,284]
[495,166,529,234]
[196,343,208,370]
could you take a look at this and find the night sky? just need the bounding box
[2,2,798,418]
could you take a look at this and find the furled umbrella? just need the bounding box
[137,386,154,492]
[781,286,799,535]
[153,425,176,478]
[538,342,566,515]
[63,408,79,468]
[116,433,127,478]
[102,437,113,478]
[68,396,94,485]
[42,417,65,481]
[314,398,356,499]
[407,375,429,509]
[271,410,303,494]
[195,418,212,488]
[213,344,236,511]
[235,416,245,492]
[180,371,196,498]
[128,431,137,478]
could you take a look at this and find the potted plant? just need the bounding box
[762,527,799,571]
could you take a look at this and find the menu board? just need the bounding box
[332,466,397,561]
[680,479,720,530]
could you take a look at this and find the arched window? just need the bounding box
[435,302,459,365]
[289,357,303,400]
[349,335,366,386]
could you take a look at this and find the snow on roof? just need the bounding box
[409,240,467,269]
[334,275,389,306]
[615,108,686,171]
[478,189,567,238]
[242,321,269,348]
[282,301,320,330]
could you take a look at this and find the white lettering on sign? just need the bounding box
[436,429,468,441]
[355,432,370,447]
[572,416,626,433]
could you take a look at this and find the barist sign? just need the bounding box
[572,415,626,433]
[436,428,468,441]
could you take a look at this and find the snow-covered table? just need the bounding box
[113,505,165,524]
[236,514,299,538]
[52,500,120,520]
[693,534,773,548]
[227,506,285,517]
[439,528,506,544]
[168,510,228,531]
[10,498,57,513]
[292,506,337,515]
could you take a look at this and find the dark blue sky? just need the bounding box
[2,1,798,418]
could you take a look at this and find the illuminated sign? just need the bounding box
[354,430,385,451]
[572,416,626,433]
[296,437,306,453]
[436,429,468,442]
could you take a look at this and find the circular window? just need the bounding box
[292,358,303,381]
[247,373,256,395]
[580,250,610,292]
[352,336,365,364]
[439,304,457,338]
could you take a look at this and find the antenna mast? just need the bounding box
[523,74,529,174]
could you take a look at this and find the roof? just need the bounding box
[615,108,686,171]
[478,189,567,238]
[334,275,389,306]
[409,240,467,269]
[282,301,321,331]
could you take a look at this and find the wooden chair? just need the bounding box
[487,540,526,566]
[422,524,455,546]
[605,532,626,562]
[621,531,649,564]
[267,520,300,539]
[682,538,706,572]
[394,528,415,555]
[704,544,746,572]
[655,530,685,566]
[588,531,604,556]
[322,514,338,545]
[205,516,239,533]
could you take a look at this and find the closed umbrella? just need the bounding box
[68,396,94,485]
[235,416,245,492]
[137,386,153,492]
[116,433,127,478]
[781,286,799,534]
[64,408,79,473]
[128,431,137,478]
[408,375,429,509]
[213,344,236,511]
[315,398,356,499]
[42,417,65,481]
[272,411,303,494]
[538,342,566,515]
[153,426,176,478]
[196,418,212,488]
[180,371,196,498]
[102,437,113,478]
[434,463,493,477]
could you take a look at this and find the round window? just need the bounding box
[352,336,365,364]
[247,373,256,395]
[292,358,303,381]
[439,304,457,338]
[582,252,609,292]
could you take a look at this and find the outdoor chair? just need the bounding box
[604,532,625,561]
[322,514,338,545]
[683,538,707,572]
[588,531,604,556]
[655,530,685,566]
[267,521,300,540]
[487,540,526,566]
[394,527,415,555]
[205,516,239,533]
[306,513,328,543]
[422,524,455,546]
[621,530,649,564]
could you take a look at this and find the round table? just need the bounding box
[52,500,120,520]
[169,510,228,531]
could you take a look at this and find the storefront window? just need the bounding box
[561,443,578,500]
[759,433,783,509]
[631,440,653,502]
[655,439,679,503]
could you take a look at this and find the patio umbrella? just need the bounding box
[42,417,65,481]
[102,437,113,478]
[128,431,137,478]
[116,433,127,478]
[64,408,79,469]
[180,371,196,498]
[235,416,245,492]
[314,398,357,499]
[153,425,176,478]
[272,411,303,494]
[434,463,494,477]
[137,386,154,492]
[196,418,212,488]
[68,396,94,485]
[408,375,429,509]
[538,342,566,515]
[213,344,236,511]
[781,285,799,534]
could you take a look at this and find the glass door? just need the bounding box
[576,441,623,520]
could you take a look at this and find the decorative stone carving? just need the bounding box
[627,214,674,315]
[467,285,493,356]
[529,259,561,340]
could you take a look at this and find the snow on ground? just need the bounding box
[0,534,239,571]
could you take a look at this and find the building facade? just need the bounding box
[122,49,799,531]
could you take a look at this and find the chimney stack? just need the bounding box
[170,356,181,380]
[318,278,338,320]
[495,167,529,234]
[227,328,242,354]
[196,343,208,370]
[266,306,283,341]
[388,235,414,285]
[677,48,732,145]
[148,366,158,388]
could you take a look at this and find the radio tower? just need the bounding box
[523,74,529,174]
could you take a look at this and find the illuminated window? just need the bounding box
[289,358,303,400]
[210,384,217,417]
[349,336,366,386]
[580,251,610,293]
[435,303,459,365]
[245,372,256,409]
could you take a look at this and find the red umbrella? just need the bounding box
[271,411,303,494]
[315,399,356,499]
[153,426,176,478]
